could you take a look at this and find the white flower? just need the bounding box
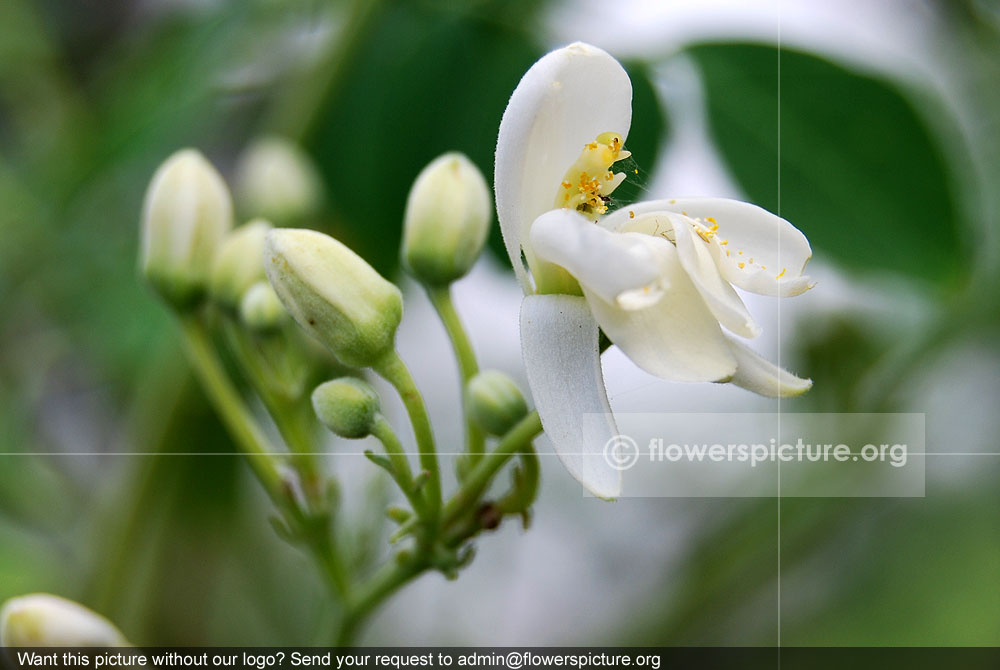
[0,593,129,647]
[495,42,815,498]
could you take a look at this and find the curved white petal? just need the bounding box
[726,335,813,397]
[605,198,813,297]
[521,294,621,498]
[616,210,760,337]
[584,240,738,383]
[496,42,633,293]
[530,208,666,309]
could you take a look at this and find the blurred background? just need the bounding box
[1,0,998,646]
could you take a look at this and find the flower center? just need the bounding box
[554,132,631,219]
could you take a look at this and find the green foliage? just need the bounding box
[687,43,961,285]
[309,2,546,276]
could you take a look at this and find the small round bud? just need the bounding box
[234,136,323,224]
[402,152,491,285]
[210,219,272,309]
[264,228,402,368]
[0,594,129,647]
[240,281,286,332]
[312,377,381,439]
[466,370,528,436]
[140,149,234,309]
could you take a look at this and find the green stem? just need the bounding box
[179,315,350,599]
[222,319,323,508]
[336,556,427,646]
[443,411,543,526]
[498,441,541,516]
[372,350,442,526]
[428,286,485,461]
[335,410,544,644]
[179,316,288,506]
[371,414,425,517]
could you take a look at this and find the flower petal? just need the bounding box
[521,294,621,498]
[496,42,632,293]
[613,210,760,337]
[583,240,738,383]
[530,208,666,309]
[726,335,813,397]
[605,198,813,297]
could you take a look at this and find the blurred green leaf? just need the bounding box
[309,2,547,276]
[687,43,961,285]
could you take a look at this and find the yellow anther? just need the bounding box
[628,210,635,219]
[776,268,786,279]
[554,132,630,219]
[738,262,745,269]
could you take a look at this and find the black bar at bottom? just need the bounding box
[2,647,999,670]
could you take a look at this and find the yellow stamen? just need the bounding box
[554,132,630,219]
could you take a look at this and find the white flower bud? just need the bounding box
[312,377,381,439]
[140,149,234,309]
[234,136,323,224]
[264,229,402,368]
[210,219,272,309]
[240,281,286,332]
[402,152,491,285]
[466,370,528,436]
[0,594,129,647]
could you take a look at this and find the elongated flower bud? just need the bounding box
[312,377,380,439]
[140,149,234,309]
[210,219,272,309]
[0,594,129,647]
[402,153,491,285]
[466,369,528,436]
[234,136,323,225]
[264,229,402,368]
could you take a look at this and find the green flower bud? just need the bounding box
[210,219,272,309]
[234,136,323,224]
[140,149,234,309]
[264,229,402,368]
[240,281,286,332]
[312,377,380,439]
[466,370,528,436]
[0,594,129,647]
[402,152,491,285]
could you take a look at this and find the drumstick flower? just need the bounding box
[495,42,815,498]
